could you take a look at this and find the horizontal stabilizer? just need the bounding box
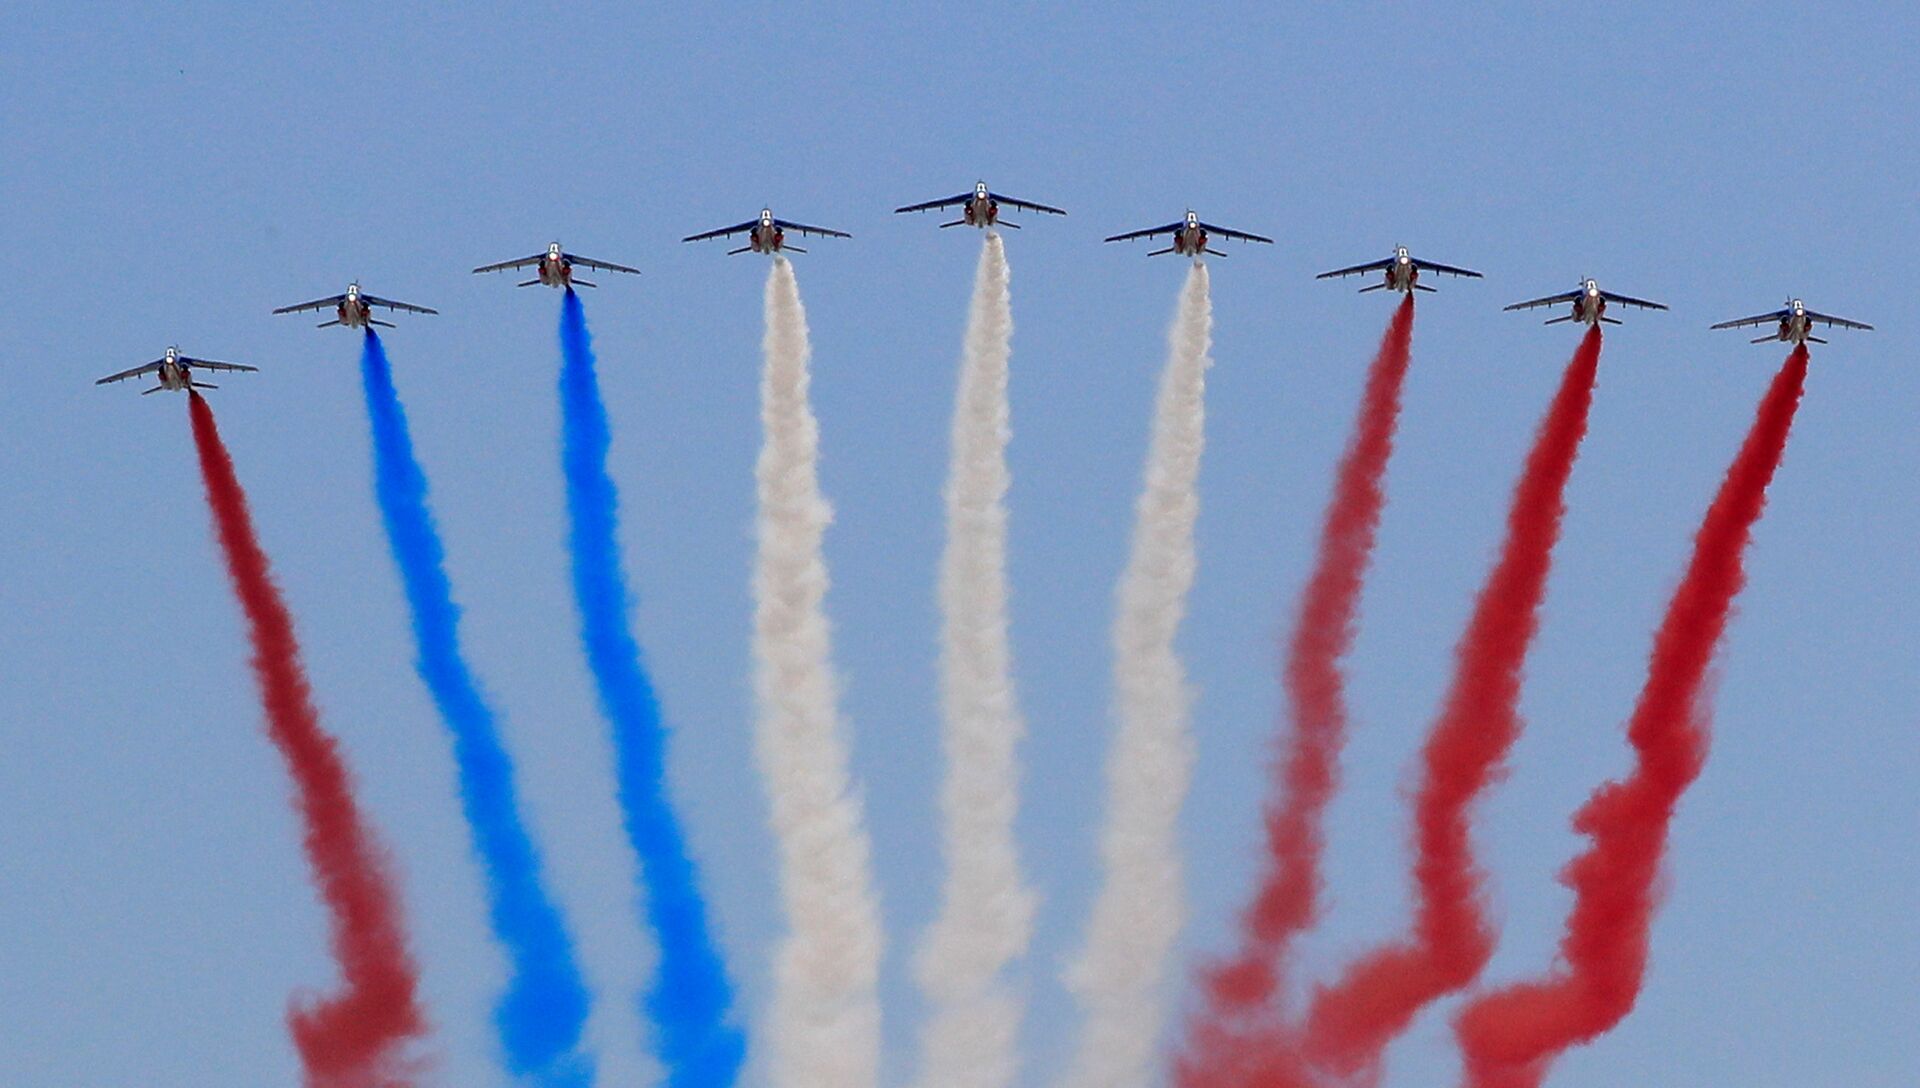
[940,220,967,229]
[1359,283,1389,293]
[998,219,1021,229]
[785,245,808,254]
[1543,315,1576,325]
[1750,334,1778,344]
[573,278,597,288]
[1147,245,1176,257]
[1413,283,1437,292]
[371,318,396,328]
[1205,247,1229,257]
[517,278,542,287]
[1600,316,1622,325]
[141,385,165,395]
[317,319,343,328]
[1808,335,1827,344]
[193,382,219,390]
[727,245,752,256]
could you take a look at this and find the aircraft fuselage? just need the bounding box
[157,359,192,391]
[1383,254,1420,292]
[1569,285,1607,325]
[536,256,574,287]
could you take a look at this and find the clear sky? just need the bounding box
[2,5,1914,1087]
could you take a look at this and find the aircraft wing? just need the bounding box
[272,294,347,315]
[1104,221,1187,243]
[1198,221,1275,244]
[894,193,973,214]
[567,254,642,275]
[361,293,439,315]
[683,219,761,243]
[1503,289,1583,312]
[181,356,259,373]
[991,192,1067,216]
[95,360,164,385]
[1710,309,1789,330]
[1413,258,1483,278]
[1316,258,1393,280]
[1805,309,1873,331]
[772,218,852,239]
[1599,290,1668,311]
[472,254,545,274]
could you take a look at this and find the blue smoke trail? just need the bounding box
[556,291,745,1086]
[358,331,594,1087]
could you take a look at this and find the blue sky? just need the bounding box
[2,5,1914,1086]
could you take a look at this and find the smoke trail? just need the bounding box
[912,233,1035,1088]
[1298,327,1604,1079]
[557,291,746,1087]
[752,258,885,1088]
[187,391,428,1088]
[357,332,593,1086]
[1453,347,1808,1088]
[1060,262,1214,1088]
[1176,295,1417,1088]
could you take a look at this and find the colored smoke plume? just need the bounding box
[912,232,1037,1088]
[1061,262,1213,1088]
[358,331,593,1086]
[188,391,428,1088]
[751,259,885,1088]
[1453,346,1808,1088]
[1299,326,1604,1078]
[1177,295,1416,1088]
[558,292,746,1087]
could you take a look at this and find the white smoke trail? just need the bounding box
[1060,263,1214,1088]
[912,232,1035,1088]
[753,257,885,1088]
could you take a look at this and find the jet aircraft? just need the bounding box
[682,209,851,255]
[1505,279,1667,325]
[1105,210,1273,258]
[272,282,438,328]
[894,181,1066,229]
[472,243,640,289]
[1317,246,1482,293]
[95,346,258,395]
[1711,298,1872,345]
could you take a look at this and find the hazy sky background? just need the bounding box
[3,6,1915,1087]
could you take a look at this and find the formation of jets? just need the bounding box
[94,179,1875,394]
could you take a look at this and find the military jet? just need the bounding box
[1711,297,1872,345]
[472,243,640,289]
[272,282,438,328]
[682,209,850,255]
[1318,246,1482,294]
[95,346,258,395]
[1505,279,1667,326]
[1105,210,1273,258]
[894,181,1066,230]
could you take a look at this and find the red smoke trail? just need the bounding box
[1176,297,1415,1088]
[1298,326,1604,1080]
[189,392,428,1088]
[1453,347,1809,1088]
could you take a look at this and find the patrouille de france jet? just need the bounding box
[272,282,438,329]
[682,208,851,255]
[893,181,1066,230]
[1104,210,1274,259]
[472,243,641,289]
[1711,297,1872,345]
[1317,246,1483,294]
[95,346,258,395]
[1505,279,1668,326]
